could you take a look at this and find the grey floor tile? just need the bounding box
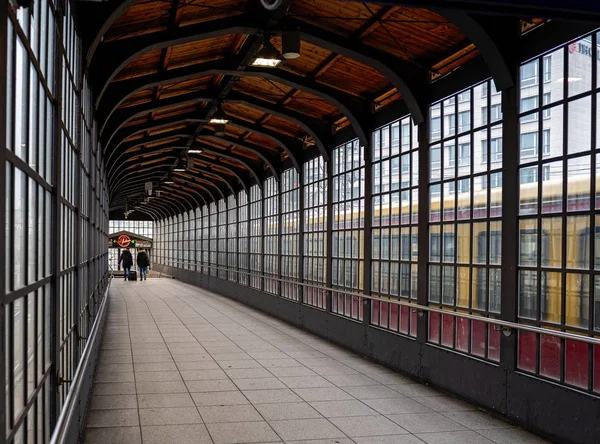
[478,428,553,444]
[258,358,301,368]
[98,355,133,365]
[233,377,287,390]
[388,384,440,398]
[134,361,178,372]
[186,379,238,392]
[218,359,264,369]
[141,424,213,444]
[310,365,361,376]
[342,385,406,400]
[293,387,354,402]
[176,360,221,370]
[443,410,515,430]
[279,376,334,389]
[89,395,137,410]
[133,354,174,363]
[411,396,476,412]
[94,372,135,383]
[93,383,136,396]
[137,393,195,408]
[134,371,183,382]
[243,388,304,404]
[96,363,134,373]
[180,369,229,381]
[352,435,426,444]
[268,418,345,441]
[254,402,322,420]
[324,374,380,387]
[329,415,408,437]
[225,367,274,379]
[362,398,433,415]
[309,400,379,417]
[198,404,263,423]
[192,390,251,406]
[267,366,317,377]
[85,409,140,428]
[83,426,141,444]
[139,407,203,425]
[136,381,189,394]
[416,430,496,444]
[206,421,281,443]
[285,439,355,444]
[387,412,467,433]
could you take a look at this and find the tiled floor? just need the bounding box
[83,279,551,444]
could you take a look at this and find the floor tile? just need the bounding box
[293,387,354,402]
[242,388,304,404]
[191,390,250,406]
[411,396,476,412]
[362,398,433,415]
[352,435,426,444]
[225,368,273,379]
[416,430,495,444]
[279,376,334,389]
[254,402,322,420]
[141,424,212,444]
[342,385,406,400]
[309,400,379,417]
[134,371,183,382]
[137,393,195,408]
[206,421,281,443]
[186,379,238,392]
[89,395,137,410]
[233,377,287,390]
[83,427,141,444]
[134,362,178,372]
[478,428,553,444]
[387,412,467,433]
[198,404,263,423]
[268,418,345,441]
[179,369,229,381]
[85,409,140,427]
[93,383,136,396]
[135,381,188,394]
[443,410,515,430]
[176,360,221,370]
[94,372,135,383]
[139,407,203,425]
[267,366,316,377]
[330,415,408,437]
[96,363,134,373]
[218,360,264,369]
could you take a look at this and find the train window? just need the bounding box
[519,226,538,267]
[567,155,591,211]
[430,229,441,261]
[567,216,590,269]
[519,270,538,319]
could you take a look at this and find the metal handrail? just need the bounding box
[159,259,600,346]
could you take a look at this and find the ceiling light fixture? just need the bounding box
[210,106,230,125]
[173,167,185,172]
[187,149,203,154]
[282,30,301,59]
[164,181,174,184]
[250,37,284,68]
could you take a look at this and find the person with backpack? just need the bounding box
[137,248,150,281]
[119,248,133,281]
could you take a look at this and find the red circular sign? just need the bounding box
[117,235,131,247]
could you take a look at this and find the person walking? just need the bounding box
[119,248,133,281]
[137,248,150,281]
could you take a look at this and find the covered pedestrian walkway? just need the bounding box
[84,279,548,444]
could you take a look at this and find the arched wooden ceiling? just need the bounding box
[87,0,541,218]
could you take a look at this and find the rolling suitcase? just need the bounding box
[128,270,137,281]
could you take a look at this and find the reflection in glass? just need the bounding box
[473,268,487,311]
[542,160,563,213]
[519,270,538,319]
[568,97,592,154]
[457,223,470,264]
[567,156,591,211]
[519,167,538,215]
[489,269,501,313]
[457,266,469,308]
[541,271,562,323]
[566,216,590,269]
[519,219,538,267]
[566,273,589,328]
[541,218,562,268]
[442,266,455,305]
[568,37,592,97]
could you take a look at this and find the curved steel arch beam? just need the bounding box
[187,162,238,197]
[224,115,302,173]
[108,150,181,185]
[192,157,250,194]
[195,133,280,180]
[105,115,209,157]
[107,117,281,181]
[186,143,264,187]
[171,171,228,201]
[96,59,370,146]
[102,90,331,161]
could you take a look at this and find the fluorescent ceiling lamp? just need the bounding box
[187,149,203,154]
[210,106,230,125]
[164,181,174,184]
[174,168,185,172]
[250,39,284,68]
[210,118,229,124]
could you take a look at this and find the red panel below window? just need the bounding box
[389,304,399,332]
[429,312,440,344]
[488,325,500,362]
[441,314,455,348]
[371,300,379,325]
[518,331,537,373]
[456,318,469,352]
[410,309,418,337]
[565,339,588,389]
[471,320,486,358]
[539,334,561,380]
[400,306,409,335]
[594,345,600,393]
[380,302,389,328]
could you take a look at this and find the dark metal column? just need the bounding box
[500,22,521,371]
[326,154,334,312]
[363,142,373,326]
[50,0,65,429]
[298,170,305,304]
[0,3,8,442]
[277,172,282,296]
[417,122,430,343]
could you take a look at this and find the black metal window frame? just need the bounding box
[281,168,300,301]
